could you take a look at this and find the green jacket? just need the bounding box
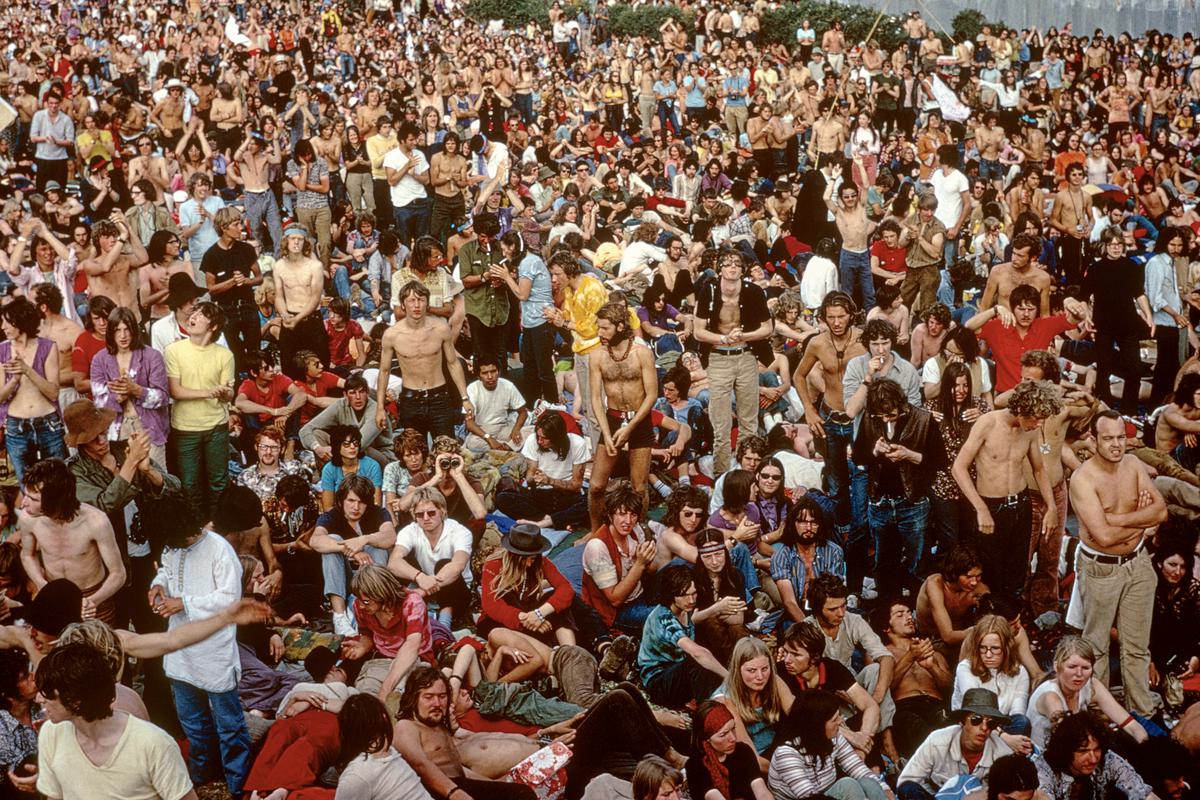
[456,239,511,328]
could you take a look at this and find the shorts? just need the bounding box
[607,409,656,449]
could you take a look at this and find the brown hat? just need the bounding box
[63,399,116,447]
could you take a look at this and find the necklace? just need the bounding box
[607,337,633,362]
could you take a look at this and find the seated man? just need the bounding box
[636,564,728,708]
[400,438,487,536]
[1146,371,1200,477]
[211,486,283,599]
[872,598,954,762]
[915,545,990,657]
[495,409,590,530]
[299,373,394,466]
[807,575,895,723]
[582,482,659,638]
[463,358,528,454]
[234,350,307,459]
[708,435,770,513]
[897,688,1013,800]
[292,349,346,428]
[387,485,473,628]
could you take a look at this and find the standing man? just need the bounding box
[1067,410,1167,717]
[1145,229,1190,408]
[375,281,471,441]
[456,213,509,375]
[32,284,83,413]
[826,180,877,312]
[588,302,658,532]
[794,292,865,537]
[18,458,126,624]
[273,225,328,380]
[1049,163,1093,287]
[545,251,609,436]
[30,90,74,192]
[79,217,150,320]
[852,379,946,597]
[165,301,235,520]
[929,145,971,268]
[693,249,773,474]
[384,121,431,246]
[177,173,224,264]
[233,131,283,258]
[951,380,1061,602]
[149,495,251,798]
[978,233,1053,316]
[721,61,751,137]
[366,115,398,225]
[898,194,946,317]
[202,206,263,376]
[287,139,333,268]
[843,319,923,423]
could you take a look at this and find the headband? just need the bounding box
[701,703,735,738]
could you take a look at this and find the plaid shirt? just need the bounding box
[286,157,330,209]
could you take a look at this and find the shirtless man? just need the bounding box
[80,216,149,321]
[874,600,953,761]
[952,380,1061,602]
[375,280,470,441]
[1005,171,1046,224]
[826,180,877,312]
[32,284,83,413]
[126,135,172,203]
[233,132,283,258]
[1049,163,1093,286]
[808,100,845,168]
[587,301,657,531]
[975,111,1006,189]
[1067,410,1167,717]
[311,118,343,200]
[392,666,535,800]
[794,292,866,532]
[915,545,990,655]
[978,232,1053,316]
[273,225,328,380]
[1144,372,1200,487]
[149,81,187,147]
[18,458,126,624]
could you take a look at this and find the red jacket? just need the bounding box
[480,556,574,630]
[581,524,623,629]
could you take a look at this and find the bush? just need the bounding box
[465,0,551,26]
[952,8,1009,41]
[761,1,907,52]
[608,5,693,39]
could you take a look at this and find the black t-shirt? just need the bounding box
[202,239,258,306]
[686,741,762,800]
[315,505,392,540]
[1081,256,1148,338]
[780,657,857,697]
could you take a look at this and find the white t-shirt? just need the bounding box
[336,749,432,800]
[394,518,473,584]
[582,525,650,602]
[37,715,193,800]
[466,377,527,438]
[521,431,591,481]
[930,167,970,232]
[382,147,429,208]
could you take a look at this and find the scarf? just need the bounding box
[700,703,735,800]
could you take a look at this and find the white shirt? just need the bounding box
[466,377,527,438]
[521,431,591,481]
[897,724,1013,794]
[619,241,666,279]
[921,357,993,394]
[800,256,838,310]
[582,525,651,602]
[150,313,229,354]
[151,531,242,692]
[951,661,1031,716]
[394,518,473,584]
[382,147,429,208]
[930,168,970,232]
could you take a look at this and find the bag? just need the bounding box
[503,740,571,800]
[1164,673,1185,711]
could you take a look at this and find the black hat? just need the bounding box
[501,523,551,557]
[954,688,1010,724]
[26,579,83,636]
[303,646,339,682]
[165,273,206,310]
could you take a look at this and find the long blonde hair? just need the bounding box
[489,550,545,604]
[968,614,1019,679]
[721,637,784,726]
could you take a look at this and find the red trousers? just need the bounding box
[243,709,340,798]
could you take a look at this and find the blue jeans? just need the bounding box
[393,197,431,246]
[332,264,378,318]
[867,495,929,596]
[614,595,655,637]
[244,189,282,258]
[169,425,230,522]
[729,542,758,597]
[338,52,356,80]
[818,404,855,526]
[321,533,390,602]
[839,248,874,311]
[5,413,67,484]
[170,679,252,795]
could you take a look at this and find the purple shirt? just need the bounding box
[90,346,171,445]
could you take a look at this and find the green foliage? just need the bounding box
[465,0,552,26]
[761,2,907,52]
[608,5,693,39]
[952,8,1008,41]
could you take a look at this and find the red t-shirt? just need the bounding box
[353,592,433,660]
[326,320,364,367]
[977,314,1075,393]
[237,374,295,424]
[870,239,908,273]
[298,371,343,424]
[71,331,106,398]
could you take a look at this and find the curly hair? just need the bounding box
[1007,379,1063,419]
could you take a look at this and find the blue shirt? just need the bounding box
[683,75,707,108]
[723,73,750,107]
[320,457,384,493]
[1044,59,1064,89]
[178,195,226,262]
[518,253,553,329]
[637,605,693,685]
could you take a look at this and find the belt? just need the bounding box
[712,346,749,355]
[401,385,450,398]
[982,492,1027,507]
[1079,542,1144,565]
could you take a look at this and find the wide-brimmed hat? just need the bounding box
[954,688,1010,724]
[63,398,116,447]
[165,272,206,310]
[501,523,551,557]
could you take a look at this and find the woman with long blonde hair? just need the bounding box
[718,636,794,772]
[951,614,1032,753]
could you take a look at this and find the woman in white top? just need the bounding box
[333,694,432,800]
[1027,636,1150,751]
[952,615,1031,754]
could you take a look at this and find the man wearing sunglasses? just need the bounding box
[897,688,1013,800]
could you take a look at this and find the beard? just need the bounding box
[416,707,446,727]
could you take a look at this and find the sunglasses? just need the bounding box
[414,509,440,519]
[759,472,782,480]
[967,714,1001,730]
[681,509,704,518]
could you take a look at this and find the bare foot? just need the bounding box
[664,747,689,769]
[516,516,553,527]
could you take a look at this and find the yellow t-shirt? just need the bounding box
[37,715,193,800]
[164,338,234,431]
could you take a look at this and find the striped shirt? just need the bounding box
[770,541,846,607]
[768,735,886,800]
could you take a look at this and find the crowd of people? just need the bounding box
[0,0,1198,799]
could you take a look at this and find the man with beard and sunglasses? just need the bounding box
[392,665,536,800]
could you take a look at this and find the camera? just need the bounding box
[438,456,454,471]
